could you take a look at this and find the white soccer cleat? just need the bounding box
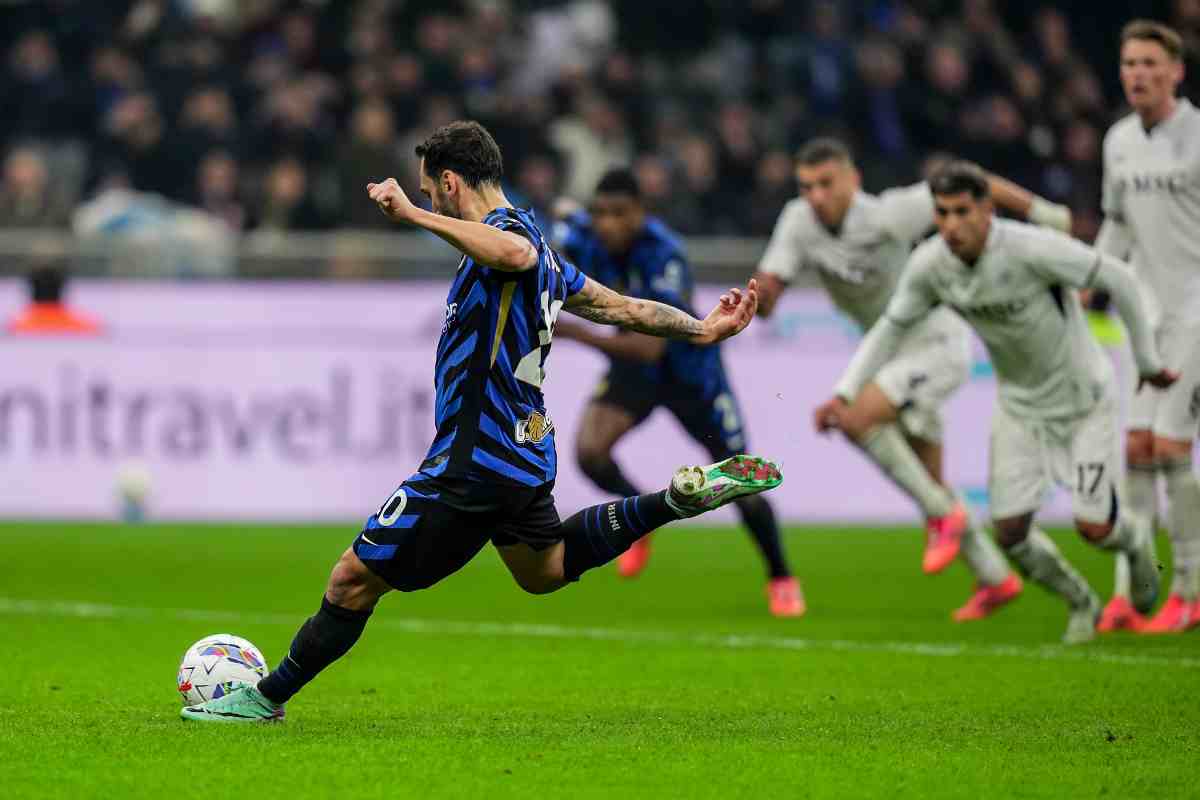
[1062,591,1102,645]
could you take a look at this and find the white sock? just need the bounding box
[1125,462,1160,529]
[960,520,1011,586]
[1112,553,1131,599]
[1007,527,1094,609]
[1163,458,1200,600]
[859,425,954,519]
[1113,463,1158,599]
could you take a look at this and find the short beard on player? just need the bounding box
[432,186,461,220]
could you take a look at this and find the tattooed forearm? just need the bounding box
[567,280,705,339]
[625,299,705,338]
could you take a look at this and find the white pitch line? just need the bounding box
[2,597,1197,670]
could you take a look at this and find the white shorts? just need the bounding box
[988,392,1120,524]
[875,310,971,444]
[1127,320,1200,442]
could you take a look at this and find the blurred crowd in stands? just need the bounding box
[1,0,1198,246]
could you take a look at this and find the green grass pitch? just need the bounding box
[1,521,1197,799]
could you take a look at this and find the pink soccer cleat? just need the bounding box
[1139,594,1199,634]
[952,573,1023,622]
[767,576,806,618]
[617,534,653,579]
[923,503,967,575]
[1096,595,1145,633]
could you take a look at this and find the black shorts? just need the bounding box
[352,475,562,592]
[593,360,748,460]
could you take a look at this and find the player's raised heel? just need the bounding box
[180,683,285,723]
[1062,591,1102,645]
[665,455,783,518]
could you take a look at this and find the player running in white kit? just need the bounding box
[1094,20,1200,634]
[819,161,1177,644]
[756,138,1072,621]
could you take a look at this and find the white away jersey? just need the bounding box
[889,220,1114,420]
[758,183,938,330]
[1102,99,1200,324]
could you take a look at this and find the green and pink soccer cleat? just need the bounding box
[180,683,285,723]
[665,455,783,518]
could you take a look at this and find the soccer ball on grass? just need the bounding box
[177,634,269,705]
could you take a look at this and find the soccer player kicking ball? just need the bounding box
[552,168,801,617]
[1094,20,1200,634]
[181,121,781,723]
[757,137,1072,621]
[816,161,1176,645]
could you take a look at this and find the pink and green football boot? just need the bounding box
[665,455,783,518]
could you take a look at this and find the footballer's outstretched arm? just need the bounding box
[986,174,1072,233]
[367,179,536,272]
[564,276,758,345]
[1094,217,1134,259]
[1087,255,1175,388]
[1025,228,1174,388]
[834,318,908,402]
[753,201,805,318]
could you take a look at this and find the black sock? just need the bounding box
[736,495,791,579]
[561,491,679,580]
[257,597,372,705]
[579,456,642,498]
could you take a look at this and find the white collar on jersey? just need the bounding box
[1143,97,1193,137]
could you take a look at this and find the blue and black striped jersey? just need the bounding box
[421,206,586,489]
[554,212,726,398]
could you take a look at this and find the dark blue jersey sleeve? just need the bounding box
[558,250,586,296]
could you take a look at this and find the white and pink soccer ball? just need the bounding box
[177,634,269,706]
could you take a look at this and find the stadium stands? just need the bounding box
[1,0,1196,256]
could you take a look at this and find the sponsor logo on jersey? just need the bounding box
[1113,169,1190,196]
[442,302,458,333]
[951,299,1030,321]
[515,410,554,444]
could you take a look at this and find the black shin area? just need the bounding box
[256,598,372,705]
[736,495,791,579]
[560,491,678,580]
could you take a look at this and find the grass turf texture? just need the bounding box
[1,522,1197,799]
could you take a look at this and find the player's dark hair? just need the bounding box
[1121,19,1184,61]
[928,160,990,200]
[795,137,853,167]
[594,168,641,201]
[415,120,503,189]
